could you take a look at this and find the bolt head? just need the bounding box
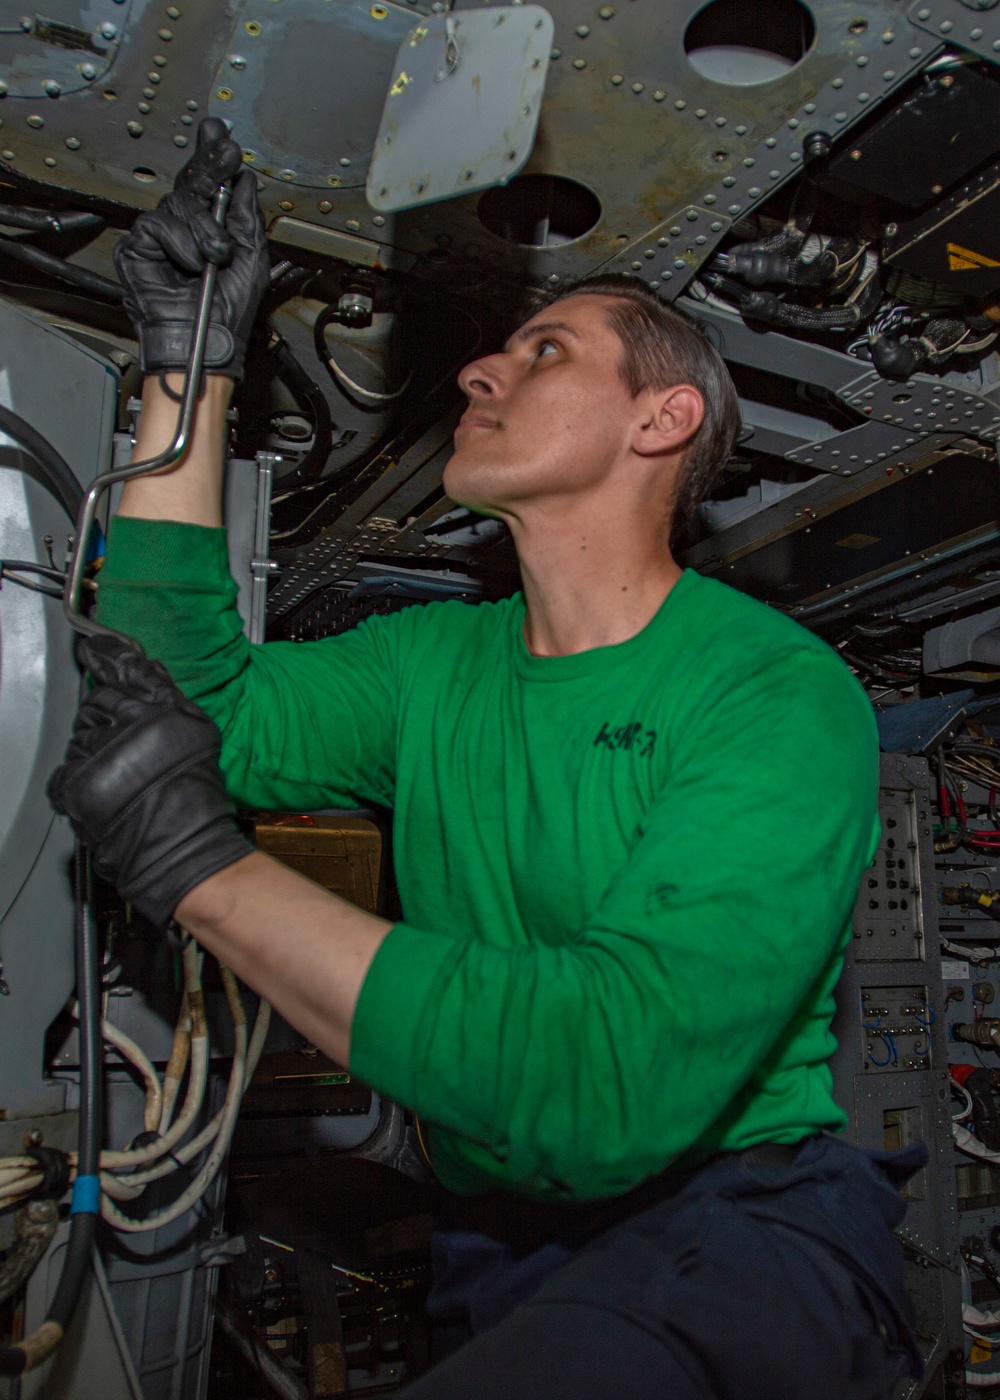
[99,21,117,39]
[81,63,96,80]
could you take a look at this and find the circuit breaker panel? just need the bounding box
[832,754,963,1398]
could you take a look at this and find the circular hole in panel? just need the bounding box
[684,0,816,85]
[892,393,912,402]
[477,174,601,247]
[132,166,157,181]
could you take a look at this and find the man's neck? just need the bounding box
[510,503,682,658]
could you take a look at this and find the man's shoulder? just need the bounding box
[679,570,846,671]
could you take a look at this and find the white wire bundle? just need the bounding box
[954,1122,1000,1163]
[0,938,271,1230]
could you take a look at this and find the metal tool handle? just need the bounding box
[63,183,233,643]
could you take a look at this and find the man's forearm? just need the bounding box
[117,373,233,527]
[175,852,393,1067]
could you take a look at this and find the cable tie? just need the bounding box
[70,1174,101,1215]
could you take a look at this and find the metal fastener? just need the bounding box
[138,101,151,113]
[159,28,173,40]
[572,57,586,68]
[338,156,351,166]
[181,112,193,124]
[173,134,188,146]
[318,200,332,213]
[372,214,385,226]
[166,6,181,17]
[610,73,623,84]
[186,99,198,110]
[632,81,644,92]
[346,219,361,231]
[277,199,294,210]
[598,5,615,16]
[43,156,55,167]
[43,80,60,96]
[153,54,168,66]
[230,55,246,69]
[279,168,295,180]
[27,114,43,128]
[143,86,155,98]
[653,89,665,101]
[127,120,143,136]
[216,87,233,100]
[65,136,80,149]
[100,21,117,39]
[575,24,589,36]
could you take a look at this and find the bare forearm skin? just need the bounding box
[117,373,234,527]
[175,854,393,1067]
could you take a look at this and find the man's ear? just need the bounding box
[631,383,704,458]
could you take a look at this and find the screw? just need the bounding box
[230,54,246,69]
[850,147,861,160]
[99,21,117,39]
[598,5,615,15]
[159,27,173,40]
[24,1129,43,1149]
[43,80,60,97]
[27,114,44,128]
[65,136,80,149]
[277,199,294,210]
[43,156,55,166]
[127,120,143,136]
[372,214,385,226]
[173,134,188,146]
[611,73,623,85]
[346,219,361,231]
[81,63,96,80]
[575,24,590,36]
[318,200,332,213]
[885,222,897,236]
[166,6,181,17]
[278,168,295,180]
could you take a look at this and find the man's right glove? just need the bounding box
[47,634,254,931]
[113,117,270,383]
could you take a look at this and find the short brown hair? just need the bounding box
[547,275,742,529]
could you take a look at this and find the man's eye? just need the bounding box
[536,340,558,358]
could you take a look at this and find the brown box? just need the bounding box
[254,815,382,913]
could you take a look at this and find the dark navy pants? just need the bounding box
[400,1135,925,1399]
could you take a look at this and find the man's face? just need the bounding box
[444,294,641,517]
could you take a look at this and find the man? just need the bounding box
[50,122,922,1397]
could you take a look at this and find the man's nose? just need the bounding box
[458,352,506,402]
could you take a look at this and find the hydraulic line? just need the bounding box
[0,845,103,1378]
[63,181,232,643]
[0,405,84,522]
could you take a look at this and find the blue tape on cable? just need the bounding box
[71,1174,101,1215]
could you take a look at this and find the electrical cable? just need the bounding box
[0,405,84,522]
[0,232,123,301]
[312,303,413,406]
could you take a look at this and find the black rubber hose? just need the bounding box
[0,405,84,522]
[0,204,104,235]
[0,233,123,300]
[967,1069,1000,1151]
[48,845,102,1328]
[0,846,103,1376]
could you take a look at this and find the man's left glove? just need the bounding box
[48,634,254,931]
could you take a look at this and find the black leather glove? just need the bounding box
[47,634,254,931]
[113,117,269,383]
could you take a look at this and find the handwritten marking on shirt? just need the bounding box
[594,721,657,758]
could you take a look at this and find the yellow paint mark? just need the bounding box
[409,24,429,45]
[215,87,233,101]
[971,1340,992,1366]
[371,4,388,18]
[390,70,412,97]
[947,241,1000,272]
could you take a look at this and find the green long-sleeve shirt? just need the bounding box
[98,516,879,1203]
